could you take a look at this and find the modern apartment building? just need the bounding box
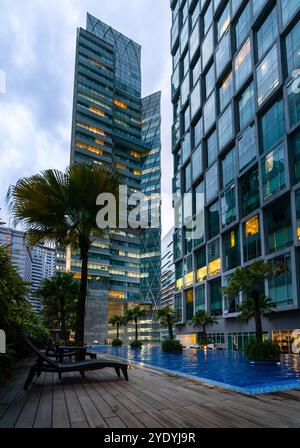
[70,14,161,343]
[160,229,176,339]
[171,0,300,351]
[0,227,56,313]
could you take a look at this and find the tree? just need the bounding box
[191,310,218,344]
[125,306,147,342]
[109,315,126,341]
[36,272,79,341]
[0,245,47,349]
[7,163,121,346]
[157,306,177,341]
[222,260,281,342]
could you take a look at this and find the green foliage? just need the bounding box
[161,339,183,353]
[238,296,276,323]
[0,245,48,353]
[112,339,123,347]
[191,311,218,330]
[7,163,121,346]
[125,306,147,342]
[37,272,79,339]
[245,340,281,361]
[157,306,177,340]
[130,340,143,349]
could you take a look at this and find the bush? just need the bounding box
[245,340,281,361]
[162,339,183,353]
[130,340,143,349]
[0,347,16,382]
[112,339,123,347]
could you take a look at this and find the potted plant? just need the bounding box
[245,340,281,363]
[125,306,146,349]
[157,306,183,352]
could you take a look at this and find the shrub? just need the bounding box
[162,339,183,353]
[130,340,143,349]
[112,339,123,347]
[245,340,281,361]
[0,347,16,382]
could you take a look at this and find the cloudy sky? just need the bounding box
[0,0,173,237]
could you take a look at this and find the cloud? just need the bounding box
[0,0,173,235]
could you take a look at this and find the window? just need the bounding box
[256,44,279,106]
[222,147,236,188]
[286,20,300,76]
[175,294,182,321]
[182,131,191,162]
[281,0,300,26]
[185,289,194,321]
[208,240,221,277]
[216,30,230,78]
[257,7,278,61]
[191,80,201,118]
[235,38,251,91]
[268,255,293,307]
[190,21,200,60]
[172,65,180,97]
[261,99,285,154]
[210,279,222,316]
[241,167,260,217]
[184,255,194,286]
[224,228,240,271]
[235,2,251,50]
[218,104,233,149]
[208,201,220,239]
[290,130,300,183]
[196,248,207,282]
[232,0,243,15]
[192,56,201,85]
[238,82,255,129]
[287,80,300,128]
[221,186,236,227]
[253,0,267,17]
[220,71,233,112]
[204,92,216,133]
[192,146,202,180]
[202,26,214,69]
[181,73,190,107]
[192,116,203,149]
[207,130,218,166]
[184,162,192,193]
[262,143,286,200]
[191,2,200,29]
[267,198,293,254]
[194,182,205,245]
[195,286,206,311]
[217,2,230,41]
[204,1,213,36]
[174,230,183,260]
[184,106,190,133]
[206,162,218,203]
[205,63,215,99]
[182,51,189,76]
[238,124,257,171]
[180,19,189,53]
[243,215,261,262]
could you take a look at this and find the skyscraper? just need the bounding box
[171,0,300,351]
[30,244,56,313]
[70,14,161,342]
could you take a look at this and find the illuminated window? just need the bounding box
[184,272,194,287]
[76,121,106,136]
[256,44,279,106]
[114,100,127,109]
[116,163,125,170]
[88,106,105,117]
[208,240,221,277]
[197,266,207,283]
[234,38,251,91]
[76,141,104,156]
[134,170,142,176]
[108,291,126,299]
[243,215,261,262]
[185,289,194,321]
[130,150,142,158]
[245,215,259,236]
[208,258,221,277]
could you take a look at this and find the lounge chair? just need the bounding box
[45,341,97,362]
[23,338,128,390]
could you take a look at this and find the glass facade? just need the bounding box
[171,0,300,338]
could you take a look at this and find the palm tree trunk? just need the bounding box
[168,319,174,341]
[75,244,89,347]
[59,296,67,342]
[203,325,207,345]
[252,290,263,342]
[135,318,138,341]
[117,324,119,340]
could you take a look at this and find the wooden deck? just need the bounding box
[1,357,300,428]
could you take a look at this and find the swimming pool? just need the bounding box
[92,345,300,395]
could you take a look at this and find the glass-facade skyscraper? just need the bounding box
[70,13,161,342]
[171,0,300,351]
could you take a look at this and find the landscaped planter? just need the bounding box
[248,357,281,364]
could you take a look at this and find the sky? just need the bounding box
[0,0,174,237]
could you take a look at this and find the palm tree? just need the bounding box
[7,163,120,346]
[36,272,79,341]
[109,315,125,341]
[191,311,218,345]
[125,306,147,342]
[157,306,177,341]
[222,260,282,342]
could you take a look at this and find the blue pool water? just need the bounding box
[92,345,300,395]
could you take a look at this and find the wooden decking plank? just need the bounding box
[132,411,164,428]
[33,373,53,428]
[52,398,70,428]
[106,416,127,428]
